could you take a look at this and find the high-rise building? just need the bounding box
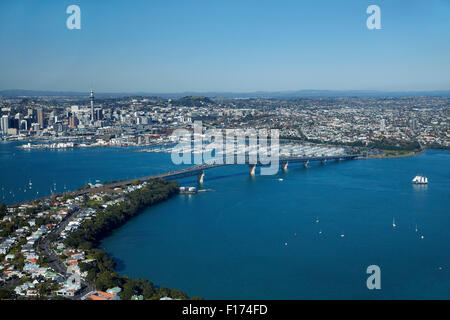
[20,119,28,130]
[380,119,386,131]
[1,115,9,134]
[411,118,418,131]
[27,108,36,122]
[37,108,44,129]
[15,113,23,121]
[69,114,79,129]
[49,111,56,125]
[95,109,103,121]
[90,90,95,122]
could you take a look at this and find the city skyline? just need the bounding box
[1,0,450,93]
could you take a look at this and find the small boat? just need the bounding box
[412,175,428,184]
[392,217,396,228]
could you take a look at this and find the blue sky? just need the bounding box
[0,0,449,93]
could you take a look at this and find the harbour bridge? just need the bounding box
[12,154,361,206]
[100,154,361,188]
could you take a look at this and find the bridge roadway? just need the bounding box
[99,154,360,189]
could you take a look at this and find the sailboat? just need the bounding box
[412,175,428,184]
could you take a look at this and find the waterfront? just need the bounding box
[1,141,449,299]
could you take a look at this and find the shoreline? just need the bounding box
[1,178,197,300]
[363,148,425,160]
[63,179,199,300]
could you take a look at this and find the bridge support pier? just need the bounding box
[197,171,204,184]
[281,162,288,172]
[248,165,256,176]
[303,161,309,168]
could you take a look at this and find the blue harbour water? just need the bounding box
[1,141,449,299]
[0,141,188,204]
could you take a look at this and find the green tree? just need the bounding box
[94,271,122,291]
[0,288,14,299]
[0,202,7,218]
[170,289,187,300]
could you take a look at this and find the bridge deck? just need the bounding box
[102,154,359,188]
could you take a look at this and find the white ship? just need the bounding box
[412,175,428,184]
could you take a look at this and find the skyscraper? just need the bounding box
[1,115,9,134]
[69,114,79,129]
[411,118,418,131]
[95,109,103,121]
[380,119,386,132]
[90,89,95,122]
[37,108,44,129]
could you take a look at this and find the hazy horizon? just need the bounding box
[2,88,450,99]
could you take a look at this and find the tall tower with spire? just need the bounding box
[90,89,95,122]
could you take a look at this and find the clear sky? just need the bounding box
[0,0,449,93]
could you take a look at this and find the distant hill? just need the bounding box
[170,96,214,107]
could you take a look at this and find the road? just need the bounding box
[37,208,95,300]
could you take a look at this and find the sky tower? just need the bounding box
[90,89,94,122]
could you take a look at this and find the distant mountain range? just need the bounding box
[1,89,449,99]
